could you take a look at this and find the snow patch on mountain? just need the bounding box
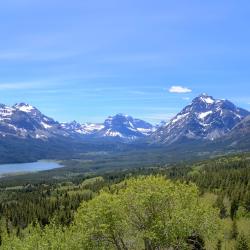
[171,113,189,124]
[198,111,212,119]
[41,122,52,129]
[200,96,215,104]
[104,129,124,138]
[82,123,105,133]
[14,103,35,113]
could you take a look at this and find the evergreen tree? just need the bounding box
[216,196,227,219]
[230,200,239,220]
[236,234,249,250]
[231,220,238,240]
[219,204,227,219]
[216,239,222,250]
[187,234,205,250]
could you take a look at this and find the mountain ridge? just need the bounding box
[0,95,249,164]
[151,93,250,144]
[0,103,154,141]
[0,94,249,145]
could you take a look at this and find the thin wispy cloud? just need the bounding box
[0,78,66,90]
[0,82,41,90]
[99,53,164,64]
[128,90,147,95]
[0,50,78,62]
[169,86,192,94]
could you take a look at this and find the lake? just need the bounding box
[0,161,62,177]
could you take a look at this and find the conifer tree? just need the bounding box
[231,220,238,240]
[216,239,222,250]
[236,234,249,250]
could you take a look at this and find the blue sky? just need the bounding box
[0,0,250,124]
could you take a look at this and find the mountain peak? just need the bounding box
[13,103,36,113]
[193,94,215,105]
[152,95,250,144]
[98,114,153,139]
[114,113,130,118]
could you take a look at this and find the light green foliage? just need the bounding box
[237,206,250,218]
[1,222,66,250]
[2,176,219,250]
[68,192,130,250]
[80,176,104,188]
[118,176,219,249]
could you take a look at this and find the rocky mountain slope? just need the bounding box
[94,114,153,140]
[221,115,250,149]
[0,103,66,139]
[152,94,249,144]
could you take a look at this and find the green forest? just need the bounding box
[0,153,250,249]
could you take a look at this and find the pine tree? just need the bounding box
[230,200,239,220]
[216,239,222,250]
[219,203,227,219]
[231,220,238,240]
[236,234,249,250]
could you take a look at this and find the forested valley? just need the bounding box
[0,153,250,249]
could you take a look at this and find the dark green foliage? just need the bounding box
[187,234,205,250]
[0,177,107,234]
[236,234,249,250]
[231,220,238,240]
[186,154,250,212]
[216,239,222,250]
[244,192,250,212]
[231,200,239,220]
[216,196,227,219]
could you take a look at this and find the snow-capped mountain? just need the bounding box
[94,113,153,140]
[1,96,249,145]
[0,103,65,139]
[152,94,250,144]
[63,114,154,140]
[0,103,154,141]
[0,97,249,164]
[61,121,104,135]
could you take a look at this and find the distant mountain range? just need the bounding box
[0,94,249,163]
[62,114,153,141]
[0,103,154,141]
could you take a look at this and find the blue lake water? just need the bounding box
[0,161,62,177]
